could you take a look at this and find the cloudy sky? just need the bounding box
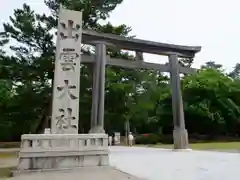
[1,0,240,72]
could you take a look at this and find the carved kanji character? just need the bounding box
[59,53,79,71]
[60,53,77,71]
[59,20,81,41]
[56,108,77,131]
[57,80,78,100]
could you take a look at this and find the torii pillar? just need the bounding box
[169,54,190,150]
[89,42,107,133]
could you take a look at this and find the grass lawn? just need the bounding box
[189,142,240,150]
[0,152,17,178]
[136,141,240,150]
[0,153,17,159]
[0,167,13,178]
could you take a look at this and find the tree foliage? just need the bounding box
[1,1,240,141]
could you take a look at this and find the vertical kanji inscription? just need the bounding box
[51,8,82,134]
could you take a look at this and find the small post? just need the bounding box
[135,51,144,61]
[168,54,189,150]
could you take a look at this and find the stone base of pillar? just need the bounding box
[89,126,105,134]
[172,148,192,152]
[15,134,109,175]
[173,128,189,149]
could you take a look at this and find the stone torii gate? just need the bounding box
[81,34,200,149]
[81,31,201,149]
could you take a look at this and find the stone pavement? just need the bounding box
[2,146,240,180]
[110,146,240,180]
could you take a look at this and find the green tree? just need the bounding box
[183,68,240,135]
[229,63,240,80]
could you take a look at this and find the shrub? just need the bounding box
[135,134,160,144]
[160,135,173,144]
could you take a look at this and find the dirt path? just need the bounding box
[0,149,19,154]
[0,158,17,168]
[0,149,19,168]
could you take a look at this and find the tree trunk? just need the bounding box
[125,119,130,145]
[36,100,51,134]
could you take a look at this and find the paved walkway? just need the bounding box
[7,167,145,180]
[109,146,240,180]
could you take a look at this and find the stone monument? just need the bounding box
[51,8,81,135]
